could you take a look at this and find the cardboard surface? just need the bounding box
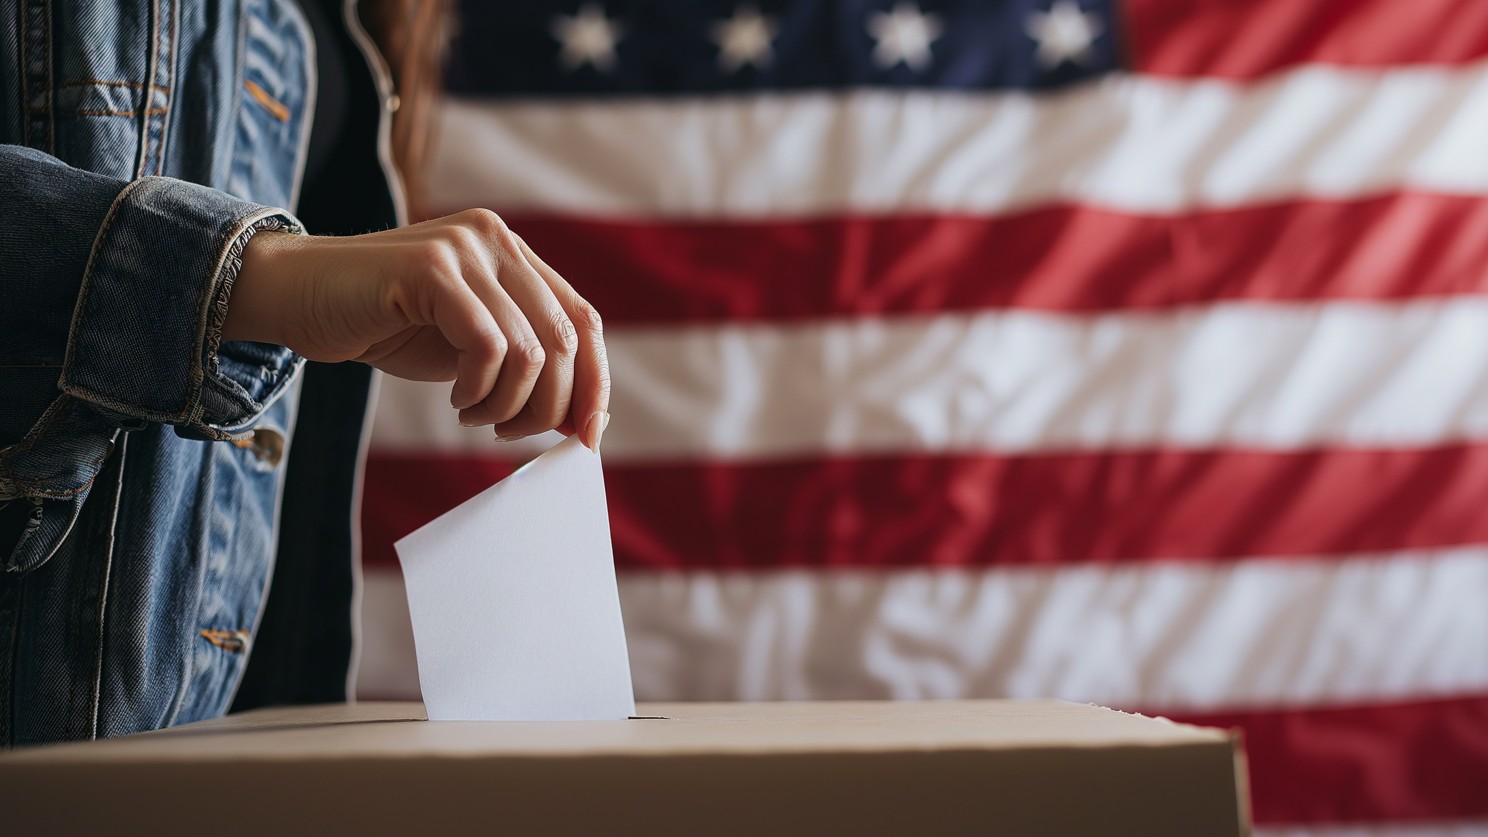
[0,700,1248,836]
[394,434,635,721]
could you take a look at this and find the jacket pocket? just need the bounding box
[227,0,315,210]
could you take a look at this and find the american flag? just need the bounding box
[356,1,1488,831]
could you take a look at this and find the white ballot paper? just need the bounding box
[394,434,636,721]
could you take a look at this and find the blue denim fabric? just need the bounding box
[0,0,321,745]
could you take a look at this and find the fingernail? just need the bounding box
[494,434,526,443]
[459,421,479,428]
[585,411,609,454]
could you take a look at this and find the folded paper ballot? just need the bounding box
[395,434,636,721]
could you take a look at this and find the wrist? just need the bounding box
[224,229,300,346]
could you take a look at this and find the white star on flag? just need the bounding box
[1025,0,1103,68]
[711,5,779,73]
[866,2,943,72]
[551,3,624,72]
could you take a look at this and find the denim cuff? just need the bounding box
[58,177,305,441]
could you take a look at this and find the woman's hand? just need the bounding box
[225,209,609,451]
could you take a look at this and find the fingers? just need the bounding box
[416,209,604,446]
[429,268,506,412]
[483,247,578,437]
[427,211,573,439]
[514,238,611,453]
[452,241,545,425]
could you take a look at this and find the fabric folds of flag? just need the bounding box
[358,1,1488,832]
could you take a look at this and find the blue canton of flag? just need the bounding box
[446,0,1123,96]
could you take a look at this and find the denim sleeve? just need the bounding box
[0,145,304,441]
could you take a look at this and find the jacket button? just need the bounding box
[231,427,285,469]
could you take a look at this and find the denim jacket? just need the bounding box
[0,0,397,745]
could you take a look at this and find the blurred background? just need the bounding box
[357,1,1488,833]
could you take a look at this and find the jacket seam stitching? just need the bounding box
[2,583,24,745]
[18,1,30,148]
[20,0,57,153]
[41,0,52,151]
[134,0,159,179]
[57,79,171,92]
[45,108,167,117]
[87,437,124,738]
[157,0,179,175]
[163,451,213,728]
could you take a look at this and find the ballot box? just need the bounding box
[0,699,1248,836]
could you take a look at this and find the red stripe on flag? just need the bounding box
[1126,0,1488,80]
[362,444,1488,570]
[1164,693,1488,824]
[481,194,1488,326]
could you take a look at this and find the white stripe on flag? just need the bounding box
[357,546,1488,710]
[432,62,1488,219]
[624,548,1488,708]
[371,299,1488,459]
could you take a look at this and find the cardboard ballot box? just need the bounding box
[0,700,1249,836]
